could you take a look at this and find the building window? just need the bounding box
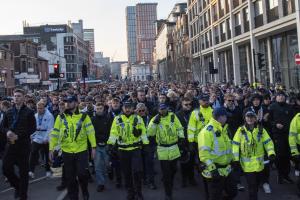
[219,0,225,17]
[220,22,226,42]
[214,26,219,45]
[234,12,241,36]
[267,0,279,22]
[243,7,249,32]
[254,0,264,28]
[233,0,240,8]
[226,18,231,39]
[283,0,295,16]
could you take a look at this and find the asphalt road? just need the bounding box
[1,161,300,200]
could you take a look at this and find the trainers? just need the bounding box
[148,183,157,190]
[46,171,52,177]
[262,183,271,194]
[283,176,294,184]
[237,183,245,191]
[28,171,35,179]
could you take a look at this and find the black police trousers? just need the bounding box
[119,148,143,199]
[206,172,237,200]
[63,150,89,200]
[180,151,195,184]
[161,159,178,197]
[245,171,264,200]
[2,144,30,200]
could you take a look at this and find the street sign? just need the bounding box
[59,73,65,78]
[295,54,300,65]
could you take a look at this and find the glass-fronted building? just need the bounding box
[187,0,300,88]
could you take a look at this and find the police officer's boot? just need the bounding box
[134,172,143,200]
[127,188,135,200]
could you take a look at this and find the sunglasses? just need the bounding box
[227,100,234,102]
[183,103,192,106]
[138,110,145,112]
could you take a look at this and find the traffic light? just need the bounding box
[82,63,88,78]
[209,62,214,74]
[50,63,60,78]
[54,64,60,77]
[257,53,265,69]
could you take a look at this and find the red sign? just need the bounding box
[296,54,300,65]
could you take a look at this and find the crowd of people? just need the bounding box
[0,81,300,200]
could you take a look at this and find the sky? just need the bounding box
[0,0,183,61]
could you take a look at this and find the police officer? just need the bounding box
[148,103,185,200]
[232,111,276,200]
[49,96,96,200]
[289,112,300,195]
[2,89,36,200]
[198,107,237,200]
[188,94,213,151]
[108,101,149,200]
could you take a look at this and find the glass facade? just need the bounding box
[238,45,249,84]
[126,6,137,65]
[271,30,299,89]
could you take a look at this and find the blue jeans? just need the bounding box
[94,146,109,186]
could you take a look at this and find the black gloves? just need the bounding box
[211,169,221,179]
[269,154,276,162]
[107,145,118,159]
[178,138,186,151]
[231,161,240,170]
[292,155,300,164]
[133,128,142,137]
[153,115,161,124]
[188,142,196,153]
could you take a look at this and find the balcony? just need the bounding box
[255,14,264,28]
[235,25,241,36]
[244,21,249,32]
[283,0,295,16]
[267,7,279,23]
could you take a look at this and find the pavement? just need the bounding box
[1,161,300,200]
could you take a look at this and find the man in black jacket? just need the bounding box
[269,91,294,184]
[2,89,36,200]
[223,93,243,139]
[176,97,197,187]
[92,102,112,192]
[107,97,122,188]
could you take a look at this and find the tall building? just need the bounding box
[84,29,95,52]
[135,3,158,65]
[126,6,137,65]
[56,32,90,82]
[154,3,189,81]
[71,20,84,39]
[187,0,300,88]
[0,46,15,95]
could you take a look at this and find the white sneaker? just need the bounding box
[263,183,271,194]
[46,171,52,178]
[237,183,245,191]
[28,171,35,179]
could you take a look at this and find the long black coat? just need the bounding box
[268,102,294,156]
